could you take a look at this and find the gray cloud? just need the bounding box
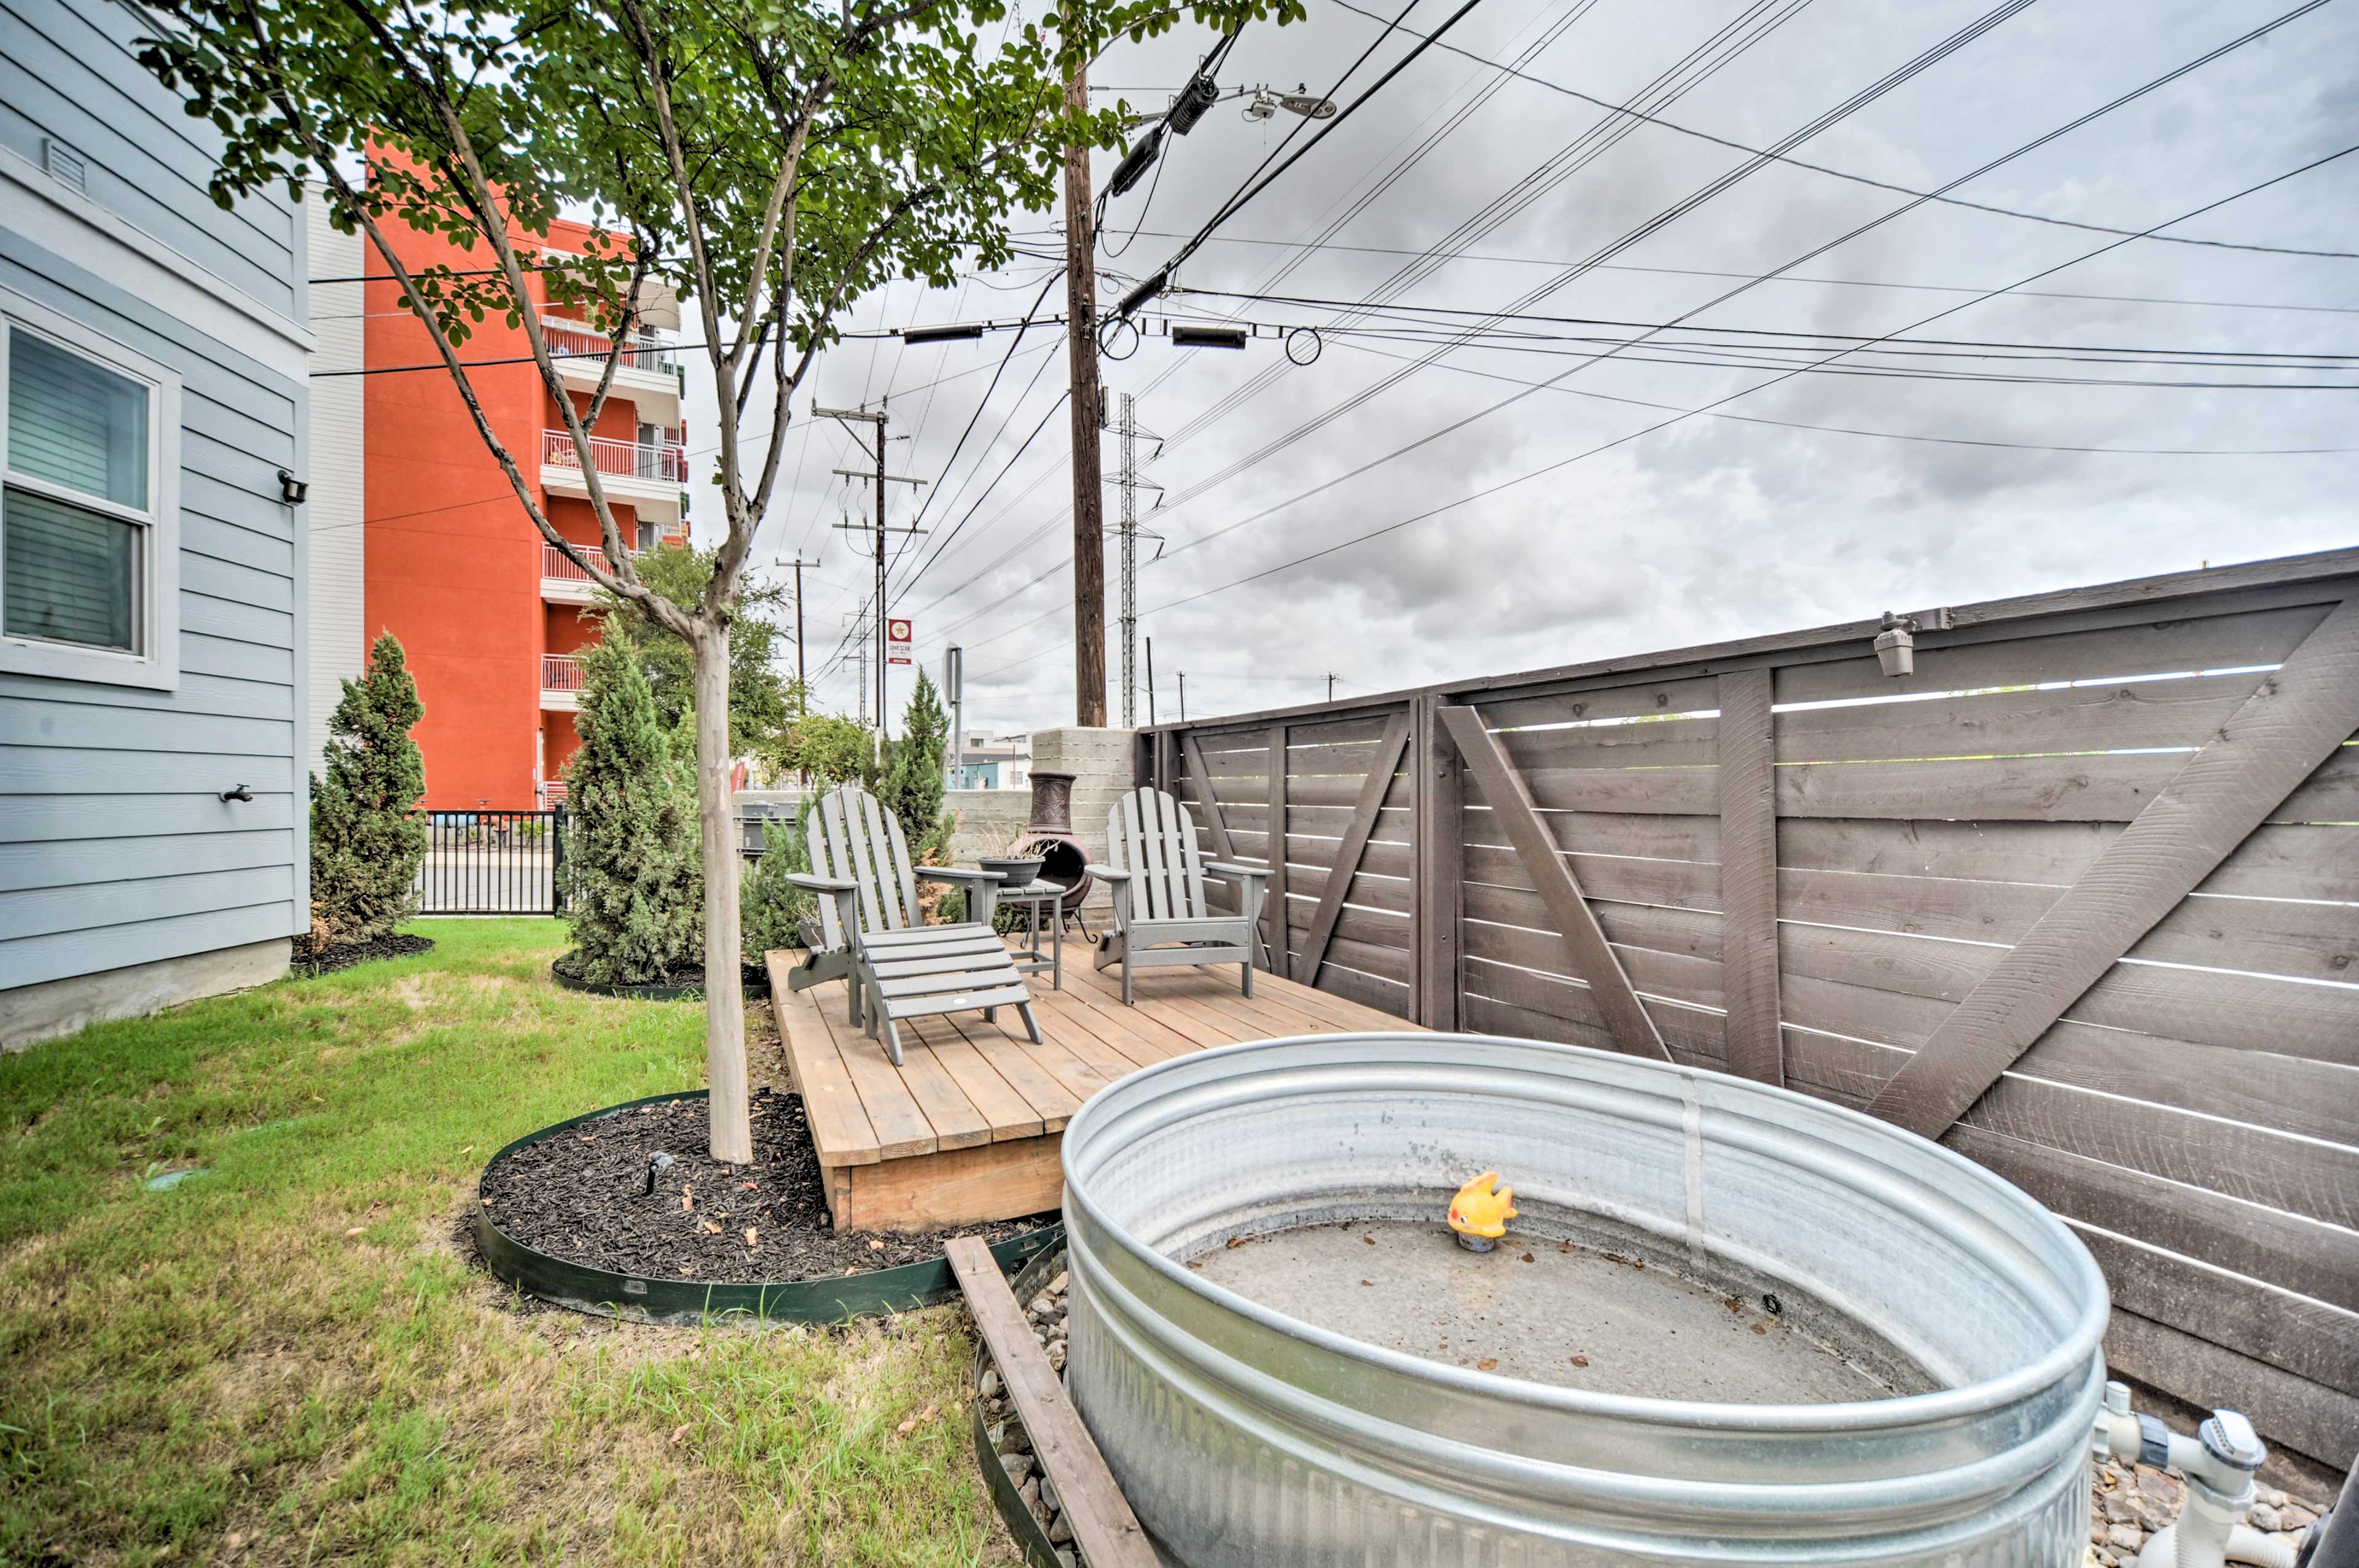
[691,0,2359,731]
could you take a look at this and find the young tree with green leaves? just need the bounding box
[882,670,952,865]
[601,542,791,755]
[561,638,704,985]
[135,0,1289,1160]
[310,631,430,944]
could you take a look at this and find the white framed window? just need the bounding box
[0,289,181,690]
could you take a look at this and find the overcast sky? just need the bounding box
[685,0,2359,738]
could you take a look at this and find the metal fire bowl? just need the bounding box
[1057,1032,2108,1567]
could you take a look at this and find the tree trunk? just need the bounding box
[694,622,753,1164]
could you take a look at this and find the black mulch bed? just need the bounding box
[550,951,768,993]
[291,932,436,976]
[479,1086,1052,1284]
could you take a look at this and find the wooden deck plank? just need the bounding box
[926,1033,1046,1141]
[947,1010,1084,1132]
[1043,990,1191,1069]
[765,954,882,1166]
[891,1016,995,1151]
[828,1010,941,1160]
[769,942,1426,1230]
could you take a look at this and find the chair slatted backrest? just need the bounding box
[808,784,921,948]
[1108,787,1210,921]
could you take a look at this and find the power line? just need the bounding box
[951,0,2047,628]
[1016,228,2359,318]
[1324,0,2359,264]
[1323,334,2359,454]
[970,140,2359,681]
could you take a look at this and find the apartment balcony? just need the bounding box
[539,315,682,425]
[540,653,584,712]
[539,429,687,522]
[539,536,686,606]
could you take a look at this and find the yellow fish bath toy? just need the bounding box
[1447,1171,1517,1252]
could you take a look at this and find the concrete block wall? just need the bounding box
[945,788,1031,866]
[1031,727,1140,916]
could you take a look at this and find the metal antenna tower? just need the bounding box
[1108,392,1164,728]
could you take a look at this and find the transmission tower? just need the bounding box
[1108,392,1164,728]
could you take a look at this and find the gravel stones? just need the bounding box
[2085,1451,2320,1567]
[977,1266,1089,1562]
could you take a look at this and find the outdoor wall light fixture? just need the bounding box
[1874,612,1917,676]
[277,469,308,504]
[1874,606,1954,676]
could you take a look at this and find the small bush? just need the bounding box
[309,631,429,944]
[560,634,703,984]
[740,813,816,961]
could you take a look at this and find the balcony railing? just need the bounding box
[538,315,677,374]
[542,537,687,585]
[542,429,689,485]
[541,653,585,692]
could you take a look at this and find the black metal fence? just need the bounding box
[415,808,568,915]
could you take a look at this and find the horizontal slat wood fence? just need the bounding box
[1140,547,2359,1467]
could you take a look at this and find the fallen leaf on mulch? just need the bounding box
[743,1227,757,1246]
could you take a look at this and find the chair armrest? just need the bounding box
[1205,861,1272,881]
[1084,863,1133,883]
[784,872,859,894]
[913,865,1006,887]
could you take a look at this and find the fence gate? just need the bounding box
[414,808,568,915]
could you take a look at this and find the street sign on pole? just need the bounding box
[887,617,913,666]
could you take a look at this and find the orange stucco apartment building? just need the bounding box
[306,203,687,810]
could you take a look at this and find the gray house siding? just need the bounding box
[0,0,299,316]
[0,0,310,1039]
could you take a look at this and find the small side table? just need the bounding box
[997,878,1065,990]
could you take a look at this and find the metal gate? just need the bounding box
[414,808,568,915]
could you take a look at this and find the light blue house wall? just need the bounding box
[0,0,311,1045]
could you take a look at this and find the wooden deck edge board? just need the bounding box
[946,1238,1158,1568]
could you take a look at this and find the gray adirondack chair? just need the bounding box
[783,784,1039,1066]
[1087,786,1272,1005]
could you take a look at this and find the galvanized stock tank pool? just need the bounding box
[1057,1033,2109,1567]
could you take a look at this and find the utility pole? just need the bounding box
[1063,53,1108,728]
[1326,673,1337,703]
[1178,671,1186,724]
[820,400,925,736]
[780,553,820,698]
[1145,635,1156,727]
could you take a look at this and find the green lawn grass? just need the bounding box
[0,919,1015,1567]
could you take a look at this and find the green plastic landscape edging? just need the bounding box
[474,1090,1060,1326]
[971,1241,1071,1568]
[549,959,771,1003]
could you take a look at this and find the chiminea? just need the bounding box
[1015,771,1093,930]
